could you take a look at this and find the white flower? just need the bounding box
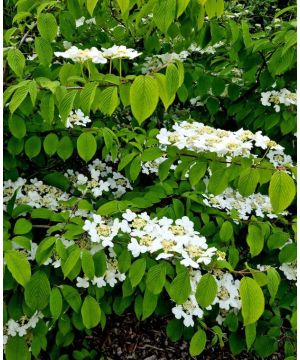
[75,16,85,27]
[279,261,297,281]
[172,295,203,327]
[76,276,90,288]
[102,45,141,60]
[92,276,106,288]
[65,109,91,128]
[54,46,107,64]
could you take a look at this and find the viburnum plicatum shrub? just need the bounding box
[3,0,297,359]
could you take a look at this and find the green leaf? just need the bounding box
[141,147,163,162]
[81,249,95,279]
[129,258,146,287]
[267,267,280,303]
[129,155,142,181]
[142,289,158,320]
[5,336,30,360]
[159,158,174,181]
[9,85,28,113]
[57,135,73,161]
[246,224,264,257]
[219,221,233,243]
[61,285,82,312]
[35,37,53,66]
[166,63,179,98]
[99,87,119,116]
[195,273,218,307]
[93,250,107,276]
[25,271,51,310]
[166,319,183,342]
[116,0,129,15]
[154,73,175,111]
[13,218,32,235]
[25,136,41,159]
[62,247,81,278]
[245,323,256,351]
[169,268,191,304]
[50,287,63,320]
[87,0,98,16]
[77,132,97,162]
[59,91,77,125]
[118,152,137,171]
[8,115,26,139]
[130,75,159,125]
[269,171,296,213]
[240,277,265,326]
[238,168,259,196]
[37,13,58,41]
[43,133,59,156]
[102,127,114,150]
[80,82,98,114]
[146,263,166,294]
[35,237,57,265]
[177,0,190,17]
[208,169,228,195]
[81,295,101,329]
[267,231,289,250]
[40,93,55,123]
[7,48,25,77]
[189,328,207,356]
[278,243,296,263]
[5,250,31,287]
[189,161,207,187]
[153,0,176,33]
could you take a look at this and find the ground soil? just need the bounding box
[86,312,285,360]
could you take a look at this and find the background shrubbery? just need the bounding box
[3,0,297,359]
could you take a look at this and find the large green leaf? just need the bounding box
[5,250,31,287]
[153,0,176,33]
[25,271,51,310]
[269,171,296,213]
[81,295,101,329]
[189,328,207,356]
[98,87,119,116]
[195,273,218,307]
[146,263,166,294]
[130,75,159,124]
[129,258,146,287]
[169,268,191,304]
[240,277,265,326]
[77,132,97,162]
[246,224,264,257]
[7,48,25,77]
[5,336,30,360]
[37,13,58,41]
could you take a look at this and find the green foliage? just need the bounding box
[3,0,296,358]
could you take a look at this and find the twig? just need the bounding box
[18,22,37,49]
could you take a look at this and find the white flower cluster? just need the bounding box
[54,44,141,63]
[124,211,221,267]
[101,45,141,60]
[65,109,91,128]
[157,121,284,158]
[83,210,222,269]
[3,311,43,344]
[141,156,178,175]
[75,16,96,27]
[172,269,241,327]
[65,158,132,198]
[266,149,293,168]
[140,51,190,73]
[261,89,297,112]
[3,177,70,211]
[189,41,225,55]
[279,261,297,282]
[76,249,126,289]
[202,188,288,220]
[54,46,108,63]
[140,42,225,73]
